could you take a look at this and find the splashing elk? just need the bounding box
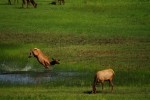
[92,68,115,93]
[28,48,60,69]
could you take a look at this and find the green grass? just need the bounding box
[0,0,150,39]
[0,0,150,100]
[0,86,149,100]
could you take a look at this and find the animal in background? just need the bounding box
[28,48,60,69]
[50,1,56,5]
[8,0,18,5]
[92,68,115,93]
[58,0,65,5]
[22,0,37,8]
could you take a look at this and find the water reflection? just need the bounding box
[0,71,58,84]
[0,71,87,84]
[0,74,34,84]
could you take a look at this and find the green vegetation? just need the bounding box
[0,0,150,100]
[0,86,149,100]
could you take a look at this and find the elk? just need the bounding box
[8,0,18,5]
[22,0,37,8]
[28,48,60,69]
[58,0,65,5]
[92,68,115,93]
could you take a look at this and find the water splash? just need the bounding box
[0,60,33,72]
[1,63,13,72]
[21,65,32,71]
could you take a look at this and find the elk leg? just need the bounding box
[101,81,104,92]
[22,0,26,8]
[27,0,30,8]
[62,0,65,5]
[30,0,37,8]
[92,85,96,94]
[8,0,11,5]
[92,76,97,94]
[110,80,113,92]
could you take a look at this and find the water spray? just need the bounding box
[21,58,32,71]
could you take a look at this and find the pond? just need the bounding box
[0,71,89,85]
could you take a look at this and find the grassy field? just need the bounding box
[0,0,150,100]
[0,86,149,100]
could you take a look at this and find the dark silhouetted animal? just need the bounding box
[58,0,65,5]
[22,0,37,8]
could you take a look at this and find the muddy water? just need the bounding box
[0,71,88,85]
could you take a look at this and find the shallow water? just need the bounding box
[0,71,87,84]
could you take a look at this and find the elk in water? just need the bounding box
[28,48,60,69]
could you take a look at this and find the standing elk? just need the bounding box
[92,68,115,93]
[22,0,37,8]
[58,0,65,5]
[28,48,60,69]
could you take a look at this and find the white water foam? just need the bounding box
[21,65,32,71]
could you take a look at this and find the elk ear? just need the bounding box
[28,51,32,58]
[33,49,39,56]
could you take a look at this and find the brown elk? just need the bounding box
[92,69,115,93]
[22,0,37,8]
[28,48,60,69]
